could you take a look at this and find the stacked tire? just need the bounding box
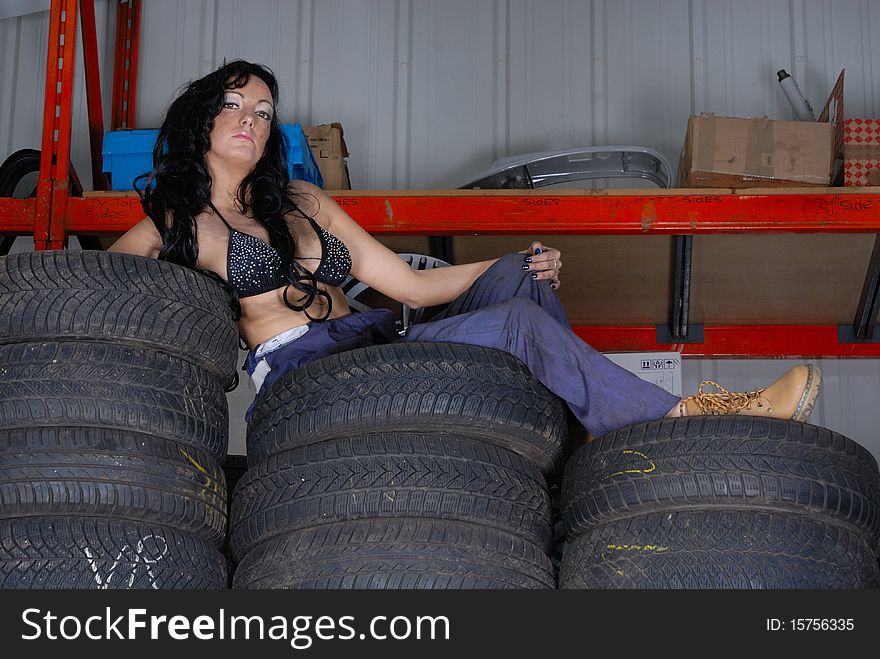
[559,416,880,589]
[0,251,239,589]
[230,342,569,588]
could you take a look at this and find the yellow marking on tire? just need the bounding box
[609,449,656,477]
[605,543,669,553]
[180,449,219,498]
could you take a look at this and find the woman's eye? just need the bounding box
[223,101,238,109]
[257,111,271,120]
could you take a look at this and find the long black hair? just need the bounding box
[134,59,330,321]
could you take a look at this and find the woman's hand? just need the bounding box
[519,240,562,290]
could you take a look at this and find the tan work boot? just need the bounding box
[678,364,821,422]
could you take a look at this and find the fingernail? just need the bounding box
[522,264,530,270]
[524,257,532,263]
[534,248,542,254]
[531,273,538,279]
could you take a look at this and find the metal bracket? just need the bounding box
[656,323,704,344]
[838,325,880,344]
[849,234,880,341]
[667,234,695,341]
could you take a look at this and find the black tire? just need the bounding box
[559,510,880,589]
[229,434,552,560]
[247,342,568,474]
[0,250,238,385]
[0,149,40,198]
[0,427,227,545]
[0,517,227,589]
[562,417,880,545]
[0,341,229,461]
[233,518,555,589]
[0,149,41,257]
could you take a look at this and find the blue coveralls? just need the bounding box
[245,252,680,437]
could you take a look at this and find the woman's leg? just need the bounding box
[404,297,680,438]
[411,266,821,433]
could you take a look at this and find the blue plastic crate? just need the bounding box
[102,123,323,191]
[281,124,323,188]
[101,129,160,192]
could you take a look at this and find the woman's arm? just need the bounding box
[107,217,163,258]
[293,182,501,308]
[402,257,500,308]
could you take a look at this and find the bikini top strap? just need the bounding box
[305,215,324,236]
[207,200,234,232]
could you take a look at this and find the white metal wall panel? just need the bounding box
[137,0,217,125]
[0,10,51,163]
[802,0,877,118]
[309,0,400,188]
[2,1,880,459]
[407,0,499,187]
[6,1,880,189]
[0,0,115,190]
[697,1,791,119]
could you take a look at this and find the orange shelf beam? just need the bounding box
[3,192,880,357]
[1,188,877,236]
[573,325,880,358]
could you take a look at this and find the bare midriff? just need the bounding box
[188,206,353,351]
[238,283,352,350]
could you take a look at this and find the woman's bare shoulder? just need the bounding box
[287,180,324,218]
[107,216,163,257]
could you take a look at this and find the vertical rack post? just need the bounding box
[79,0,108,191]
[35,0,78,250]
[111,0,141,130]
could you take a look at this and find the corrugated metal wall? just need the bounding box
[5,0,880,190]
[2,0,880,459]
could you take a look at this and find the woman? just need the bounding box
[110,60,821,435]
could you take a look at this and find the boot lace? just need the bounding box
[681,380,769,416]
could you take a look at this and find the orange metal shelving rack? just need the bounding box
[2,0,880,358]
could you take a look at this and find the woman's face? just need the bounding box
[207,75,274,169]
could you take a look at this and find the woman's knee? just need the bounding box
[494,296,543,321]
[493,251,529,277]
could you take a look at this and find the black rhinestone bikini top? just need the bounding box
[208,201,352,298]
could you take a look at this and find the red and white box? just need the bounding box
[844,118,880,186]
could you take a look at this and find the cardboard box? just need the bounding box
[844,118,880,186]
[301,122,351,190]
[678,70,844,188]
[603,352,682,397]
